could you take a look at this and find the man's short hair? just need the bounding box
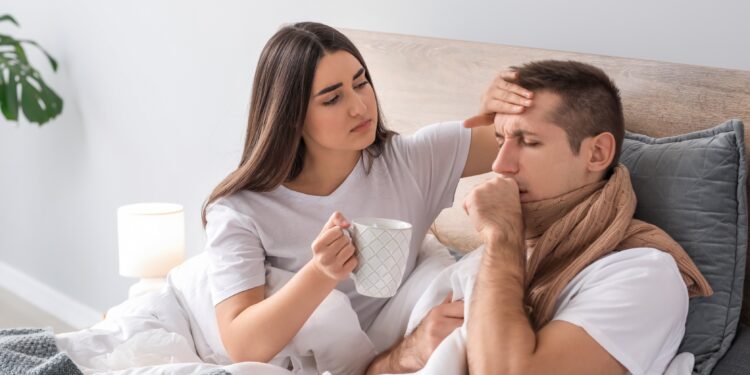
[510,60,624,176]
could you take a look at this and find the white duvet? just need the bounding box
[56,252,299,375]
[55,235,453,375]
[55,239,693,375]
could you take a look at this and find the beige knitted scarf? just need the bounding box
[522,164,713,330]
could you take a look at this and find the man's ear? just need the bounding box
[585,132,616,173]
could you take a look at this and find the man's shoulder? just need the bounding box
[562,247,687,303]
[555,248,689,375]
[583,247,680,277]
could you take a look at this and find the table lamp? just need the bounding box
[117,202,185,298]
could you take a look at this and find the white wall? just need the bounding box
[1,0,749,325]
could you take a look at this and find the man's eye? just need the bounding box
[522,140,540,147]
[323,95,340,106]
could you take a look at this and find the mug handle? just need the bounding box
[343,227,360,279]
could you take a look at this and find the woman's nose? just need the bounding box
[349,91,367,117]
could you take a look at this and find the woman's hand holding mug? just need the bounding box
[310,211,359,281]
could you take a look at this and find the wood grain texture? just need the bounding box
[342,28,750,323]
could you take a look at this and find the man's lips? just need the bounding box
[351,119,372,132]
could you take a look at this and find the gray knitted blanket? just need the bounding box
[0,327,81,375]
[0,328,231,375]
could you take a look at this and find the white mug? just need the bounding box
[347,217,412,298]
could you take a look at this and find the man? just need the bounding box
[367,60,712,375]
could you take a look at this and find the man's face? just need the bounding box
[492,91,595,203]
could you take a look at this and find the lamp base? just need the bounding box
[128,278,167,299]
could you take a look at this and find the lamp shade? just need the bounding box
[117,203,185,278]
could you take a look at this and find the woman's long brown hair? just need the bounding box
[202,22,394,226]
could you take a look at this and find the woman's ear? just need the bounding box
[585,132,616,173]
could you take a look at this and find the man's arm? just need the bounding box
[464,179,626,375]
[366,334,421,375]
[366,295,464,374]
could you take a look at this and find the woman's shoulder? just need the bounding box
[387,121,465,149]
[206,189,275,223]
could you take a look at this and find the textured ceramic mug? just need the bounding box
[347,217,412,298]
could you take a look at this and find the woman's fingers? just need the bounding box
[328,232,350,251]
[342,254,359,273]
[495,71,534,99]
[311,213,355,280]
[336,243,357,267]
[489,84,532,108]
[467,70,533,126]
[498,70,519,81]
[322,211,350,231]
[486,98,525,114]
[314,226,355,267]
[313,226,343,249]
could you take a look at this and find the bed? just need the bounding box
[6,27,748,375]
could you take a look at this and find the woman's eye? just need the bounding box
[355,81,369,89]
[323,95,340,106]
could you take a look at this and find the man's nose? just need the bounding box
[492,141,519,175]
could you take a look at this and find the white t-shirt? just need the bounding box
[204,121,472,329]
[553,247,689,375]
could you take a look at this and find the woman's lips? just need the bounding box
[351,119,372,132]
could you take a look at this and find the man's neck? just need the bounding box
[521,179,606,239]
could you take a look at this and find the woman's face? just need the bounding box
[303,51,379,155]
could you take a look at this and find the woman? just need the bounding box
[202,22,532,374]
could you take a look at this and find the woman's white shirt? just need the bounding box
[204,121,471,329]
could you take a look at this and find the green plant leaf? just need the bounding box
[20,80,45,123]
[38,73,61,119]
[0,15,19,27]
[0,15,62,126]
[19,39,57,71]
[0,72,7,118]
[3,74,18,121]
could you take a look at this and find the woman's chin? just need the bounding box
[355,132,378,149]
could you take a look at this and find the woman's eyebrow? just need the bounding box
[315,68,366,96]
[352,67,365,80]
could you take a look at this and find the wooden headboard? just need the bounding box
[342,28,750,323]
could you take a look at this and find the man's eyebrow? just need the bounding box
[495,129,539,138]
[315,68,366,97]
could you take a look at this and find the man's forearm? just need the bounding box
[365,336,420,375]
[467,233,536,374]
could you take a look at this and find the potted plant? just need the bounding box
[0,14,62,126]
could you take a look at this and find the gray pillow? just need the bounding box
[620,119,748,375]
